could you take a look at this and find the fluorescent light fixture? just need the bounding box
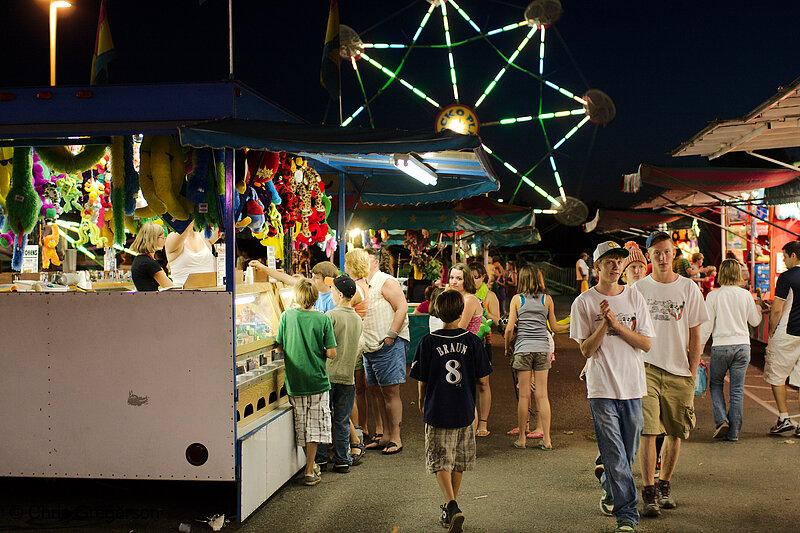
[392,153,437,186]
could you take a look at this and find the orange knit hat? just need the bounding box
[622,241,647,271]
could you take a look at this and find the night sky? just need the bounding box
[3,1,800,255]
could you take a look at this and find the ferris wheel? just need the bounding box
[338,0,615,225]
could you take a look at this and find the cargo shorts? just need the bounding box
[642,363,696,439]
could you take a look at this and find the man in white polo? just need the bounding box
[631,231,708,518]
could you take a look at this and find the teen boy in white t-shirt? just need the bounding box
[571,241,655,533]
[631,231,708,517]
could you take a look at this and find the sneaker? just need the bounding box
[446,500,464,533]
[769,417,796,434]
[657,479,676,509]
[313,463,321,476]
[600,490,614,516]
[439,504,450,529]
[641,485,660,517]
[713,421,729,439]
[315,460,328,472]
[654,455,661,479]
[332,463,350,473]
[303,472,321,486]
[615,519,636,533]
[594,463,605,482]
[350,451,365,467]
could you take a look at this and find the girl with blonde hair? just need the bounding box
[505,263,567,449]
[130,223,174,292]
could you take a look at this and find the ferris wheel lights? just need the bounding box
[554,111,570,117]
[481,144,493,154]
[503,161,519,173]
[448,0,481,33]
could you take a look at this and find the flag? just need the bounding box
[320,0,340,101]
[90,0,114,85]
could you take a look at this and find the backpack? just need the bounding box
[695,360,709,396]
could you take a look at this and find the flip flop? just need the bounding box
[526,431,544,439]
[506,427,520,436]
[381,442,403,455]
[512,441,526,449]
[536,444,553,451]
[364,441,386,451]
[476,429,491,437]
[370,433,383,443]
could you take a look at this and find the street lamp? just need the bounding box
[49,1,72,86]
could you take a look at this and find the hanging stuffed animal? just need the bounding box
[31,151,59,222]
[246,150,282,206]
[122,135,140,216]
[41,223,61,269]
[3,147,42,270]
[185,147,223,231]
[35,145,107,175]
[135,135,190,220]
[57,174,82,213]
[0,146,12,210]
[290,157,325,244]
[241,186,266,233]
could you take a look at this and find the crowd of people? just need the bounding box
[130,222,800,533]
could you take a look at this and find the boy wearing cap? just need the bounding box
[631,231,708,517]
[316,275,364,473]
[570,241,655,533]
[250,259,338,312]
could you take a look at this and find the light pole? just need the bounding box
[49,1,72,86]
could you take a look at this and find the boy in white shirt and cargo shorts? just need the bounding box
[571,242,655,533]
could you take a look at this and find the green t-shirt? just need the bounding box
[276,308,337,396]
[674,257,692,278]
[325,306,364,385]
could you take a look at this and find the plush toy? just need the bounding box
[246,150,282,205]
[186,148,223,232]
[35,144,107,175]
[57,174,82,213]
[0,146,12,209]
[41,224,61,269]
[135,135,190,220]
[30,152,59,222]
[122,135,140,216]
[3,148,42,270]
[242,186,266,234]
[109,136,127,245]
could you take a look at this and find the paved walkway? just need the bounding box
[1,296,799,532]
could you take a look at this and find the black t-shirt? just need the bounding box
[132,255,164,292]
[775,266,800,336]
[409,328,492,428]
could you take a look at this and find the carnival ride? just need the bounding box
[337,0,615,225]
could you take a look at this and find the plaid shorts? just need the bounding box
[289,391,332,447]
[424,424,476,474]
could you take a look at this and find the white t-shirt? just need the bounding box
[700,285,762,346]
[631,275,709,377]
[570,286,655,400]
[576,259,589,280]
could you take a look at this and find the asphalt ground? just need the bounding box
[2,296,799,532]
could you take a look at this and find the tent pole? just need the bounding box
[224,148,236,292]
[338,172,346,267]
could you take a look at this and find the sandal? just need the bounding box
[364,441,386,451]
[476,429,491,437]
[536,444,553,451]
[512,441,526,449]
[526,431,544,439]
[506,427,520,436]
[381,442,403,455]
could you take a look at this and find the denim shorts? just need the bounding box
[363,338,408,387]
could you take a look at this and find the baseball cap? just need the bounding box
[326,274,357,299]
[593,241,629,263]
[645,231,672,249]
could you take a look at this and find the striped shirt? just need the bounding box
[363,271,410,352]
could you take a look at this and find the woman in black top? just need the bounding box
[130,222,174,291]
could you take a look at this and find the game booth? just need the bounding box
[0,82,498,520]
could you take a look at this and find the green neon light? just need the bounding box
[483,142,561,206]
[448,0,481,32]
[362,43,407,49]
[475,26,537,108]
[341,106,363,126]
[552,115,591,149]
[539,25,545,74]
[441,2,459,102]
[359,52,440,108]
[413,2,437,41]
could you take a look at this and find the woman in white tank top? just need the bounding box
[165,224,219,287]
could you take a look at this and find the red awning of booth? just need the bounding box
[631,164,800,209]
[584,209,684,234]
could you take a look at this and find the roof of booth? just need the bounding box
[0,81,302,140]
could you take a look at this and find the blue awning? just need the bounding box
[179,119,498,205]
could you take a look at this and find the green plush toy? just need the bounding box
[35,145,107,175]
[3,147,42,237]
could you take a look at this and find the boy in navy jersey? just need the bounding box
[410,290,492,533]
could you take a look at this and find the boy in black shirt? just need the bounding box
[410,290,493,533]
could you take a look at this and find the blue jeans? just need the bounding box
[315,383,355,465]
[590,398,643,525]
[710,344,750,440]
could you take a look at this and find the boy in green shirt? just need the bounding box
[276,279,337,486]
[315,275,364,473]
